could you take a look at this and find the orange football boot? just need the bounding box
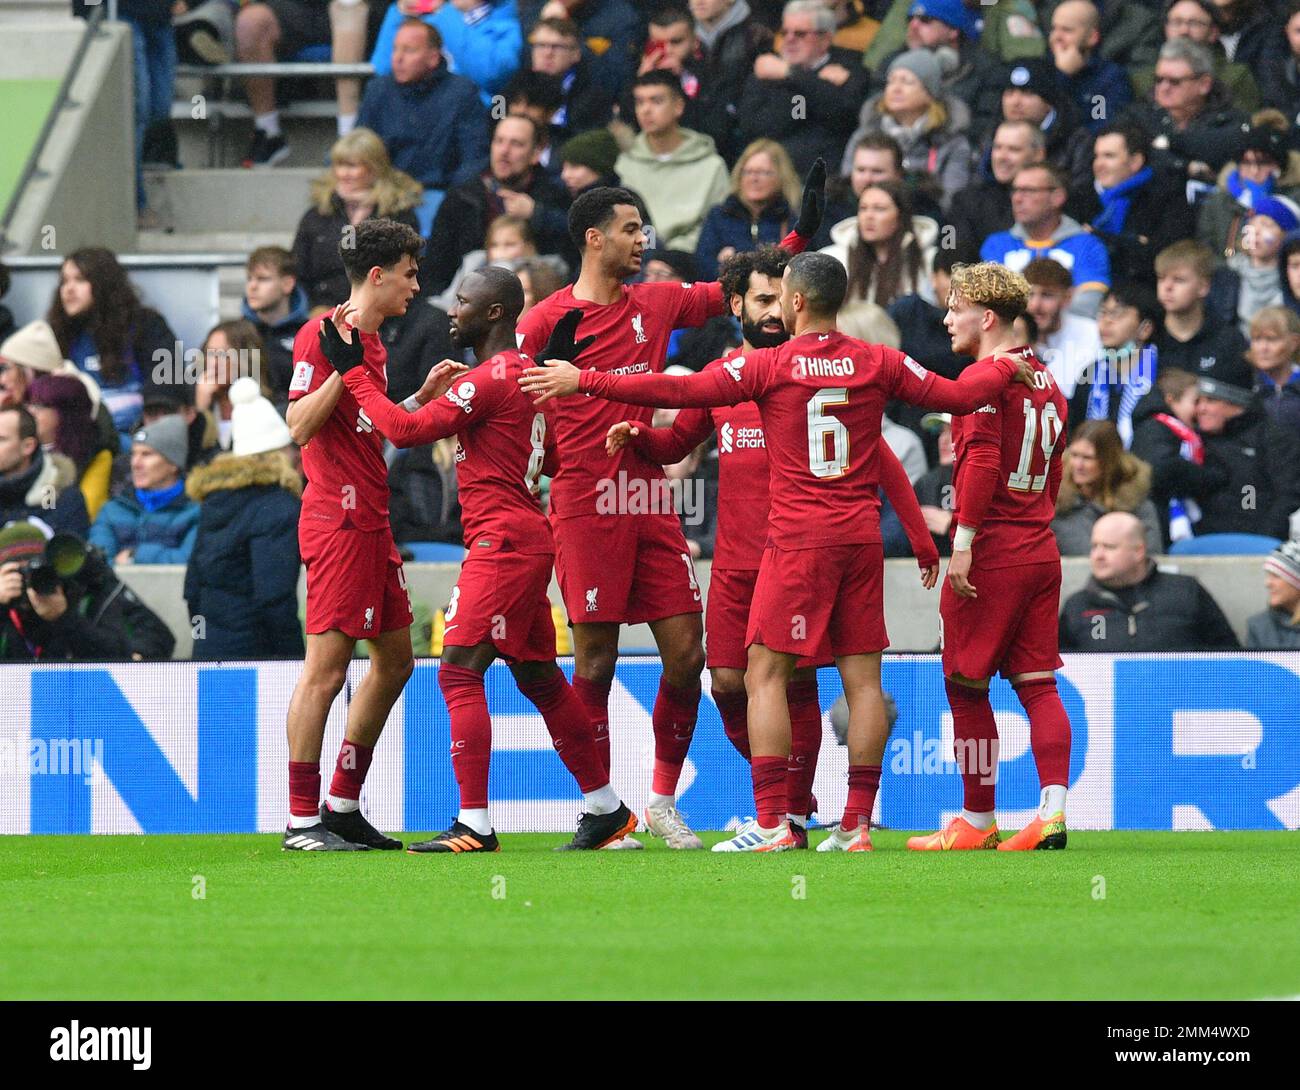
[906,816,1000,851]
[998,813,1067,850]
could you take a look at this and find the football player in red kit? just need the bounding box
[514,162,827,848]
[281,219,424,851]
[317,268,637,852]
[521,251,1033,852]
[604,247,940,848]
[907,261,1073,852]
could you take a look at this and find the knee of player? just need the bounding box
[709,668,746,697]
[665,646,705,687]
[576,657,617,688]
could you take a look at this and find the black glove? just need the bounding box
[539,308,596,365]
[794,157,827,240]
[318,317,364,375]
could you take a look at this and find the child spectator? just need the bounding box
[1246,539,1300,649]
[89,415,199,565]
[1130,368,1224,545]
[1052,420,1164,556]
[185,377,304,660]
[1069,282,1162,446]
[1151,240,1251,386]
[1247,305,1300,434]
[242,247,309,407]
[1225,196,1299,336]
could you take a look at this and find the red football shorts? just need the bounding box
[300,524,412,639]
[552,512,703,625]
[746,543,887,659]
[443,549,558,662]
[708,566,829,670]
[939,559,1064,680]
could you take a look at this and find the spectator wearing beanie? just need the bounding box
[185,378,304,660]
[992,57,1093,197]
[89,415,199,565]
[841,47,972,210]
[1246,539,1300,649]
[1218,194,1300,337]
[1196,119,1300,266]
[558,129,622,200]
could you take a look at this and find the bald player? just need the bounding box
[319,267,636,852]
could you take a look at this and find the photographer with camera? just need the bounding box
[0,521,175,661]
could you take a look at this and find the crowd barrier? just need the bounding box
[3,653,1297,835]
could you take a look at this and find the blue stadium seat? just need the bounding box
[1168,534,1283,556]
[403,542,466,562]
[292,44,333,63]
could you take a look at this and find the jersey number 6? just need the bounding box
[808,388,850,479]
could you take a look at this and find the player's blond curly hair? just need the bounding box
[948,262,1030,323]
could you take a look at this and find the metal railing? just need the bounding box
[0,6,106,253]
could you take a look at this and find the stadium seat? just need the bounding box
[403,542,466,562]
[1168,534,1283,556]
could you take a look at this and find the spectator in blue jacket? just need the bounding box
[1047,1,1133,134]
[359,18,490,233]
[370,0,522,105]
[185,379,304,660]
[89,415,199,566]
[694,139,800,281]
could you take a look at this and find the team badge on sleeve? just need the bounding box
[902,354,929,380]
[290,360,314,392]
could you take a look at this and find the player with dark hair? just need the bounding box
[907,261,1073,851]
[514,162,826,849]
[280,217,427,852]
[603,246,940,846]
[521,250,1034,851]
[317,268,636,851]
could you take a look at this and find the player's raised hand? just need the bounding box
[415,359,470,405]
[794,157,827,240]
[919,562,939,590]
[519,359,582,404]
[947,549,977,598]
[318,302,364,374]
[540,308,596,365]
[606,421,641,456]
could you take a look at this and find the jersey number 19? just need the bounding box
[1008,399,1063,493]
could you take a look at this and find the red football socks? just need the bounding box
[572,675,612,774]
[842,764,882,831]
[1014,676,1071,789]
[751,755,787,829]
[288,761,321,819]
[438,663,492,810]
[517,671,609,794]
[713,687,751,760]
[945,678,999,813]
[651,678,700,797]
[786,678,822,817]
[327,739,374,803]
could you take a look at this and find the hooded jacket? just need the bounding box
[615,128,731,253]
[1059,562,1240,651]
[979,214,1110,316]
[241,283,310,409]
[1245,605,1300,650]
[1050,454,1164,557]
[184,451,304,660]
[842,92,973,210]
[356,64,490,191]
[1197,398,1300,539]
[821,212,939,307]
[88,482,199,564]
[694,194,793,281]
[0,450,90,538]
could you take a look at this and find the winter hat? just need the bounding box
[229,377,292,456]
[1242,124,1287,167]
[908,0,982,39]
[920,411,952,432]
[1005,58,1060,109]
[1197,377,1254,407]
[131,414,190,472]
[1264,538,1300,592]
[560,129,619,178]
[888,49,943,102]
[1251,195,1300,235]
[0,520,48,566]
[0,320,64,372]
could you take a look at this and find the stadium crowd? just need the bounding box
[4,0,1300,662]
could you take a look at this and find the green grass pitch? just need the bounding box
[2,831,1297,1000]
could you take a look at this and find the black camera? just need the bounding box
[19,534,104,598]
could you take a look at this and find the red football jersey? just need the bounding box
[342,350,554,555]
[950,346,1067,568]
[288,319,391,533]
[578,330,1016,549]
[516,280,725,519]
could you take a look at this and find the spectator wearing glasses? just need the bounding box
[524,16,615,139]
[521,0,641,90]
[1129,0,1262,114]
[695,139,801,281]
[1121,38,1251,182]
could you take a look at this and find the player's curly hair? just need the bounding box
[719,245,788,305]
[948,262,1030,323]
